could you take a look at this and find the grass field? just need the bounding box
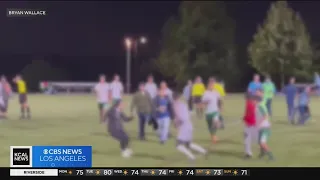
[1,94,319,167]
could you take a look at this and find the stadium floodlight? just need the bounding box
[125,38,132,49]
[124,36,148,94]
[139,36,147,44]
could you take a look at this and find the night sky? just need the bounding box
[0,1,320,84]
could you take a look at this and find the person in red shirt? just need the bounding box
[243,93,258,159]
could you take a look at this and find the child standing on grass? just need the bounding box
[256,89,274,161]
[297,86,311,125]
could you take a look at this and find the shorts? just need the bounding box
[258,128,271,144]
[193,96,202,104]
[19,94,27,104]
[176,140,191,147]
[98,103,109,111]
[205,112,219,135]
[113,99,121,105]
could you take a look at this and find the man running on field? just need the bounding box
[202,81,221,144]
[173,92,207,164]
[209,77,226,129]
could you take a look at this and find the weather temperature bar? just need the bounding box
[9,168,250,176]
[56,168,250,176]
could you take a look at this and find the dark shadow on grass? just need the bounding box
[92,149,166,161]
[133,152,166,161]
[131,137,160,144]
[210,149,244,159]
[92,149,118,156]
[218,139,243,146]
[274,121,292,125]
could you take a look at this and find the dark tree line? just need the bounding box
[156,1,320,90]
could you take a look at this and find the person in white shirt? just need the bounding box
[95,75,111,123]
[145,75,157,99]
[202,82,221,144]
[94,75,111,122]
[110,75,124,104]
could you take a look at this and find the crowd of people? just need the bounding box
[94,74,277,162]
[94,73,316,162]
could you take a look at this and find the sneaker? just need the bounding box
[244,154,252,159]
[126,149,133,155]
[121,150,131,158]
[258,153,265,159]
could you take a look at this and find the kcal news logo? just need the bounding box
[10,146,33,167]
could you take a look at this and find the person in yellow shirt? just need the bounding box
[192,76,205,117]
[13,75,31,119]
[209,77,226,129]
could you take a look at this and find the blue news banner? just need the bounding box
[33,146,92,167]
[17,146,92,168]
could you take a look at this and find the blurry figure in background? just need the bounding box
[40,81,46,93]
[145,75,159,130]
[159,81,174,119]
[130,82,153,141]
[192,76,206,118]
[94,74,111,123]
[262,76,276,117]
[296,86,311,125]
[314,72,320,96]
[0,76,12,119]
[183,80,193,113]
[209,77,226,129]
[106,101,133,158]
[247,74,262,95]
[172,92,207,164]
[283,77,298,124]
[145,75,157,100]
[13,75,31,119]
[160,81,173,100]
[110,74,124,104]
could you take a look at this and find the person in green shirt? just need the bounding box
[262,76,276,116]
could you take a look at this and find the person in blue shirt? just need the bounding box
[297,86,311,125]
[314,72,320,96]
[283,77,298,123]
[247,74,262,95]
[153,88,171,144]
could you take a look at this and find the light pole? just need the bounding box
[124,36,147,93]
